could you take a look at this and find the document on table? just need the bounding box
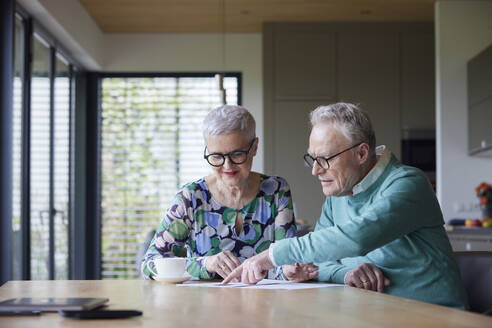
[178,279,343,290]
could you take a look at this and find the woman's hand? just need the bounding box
[282,263,318,282]
[344,262,390,292]
[205,251,241,279]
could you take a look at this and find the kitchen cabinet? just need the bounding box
[264,22,434,224]
[274,30,336,99]
[468,43,492,157]
[447,228,492,251]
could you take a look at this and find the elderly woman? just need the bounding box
[142,105,308,280]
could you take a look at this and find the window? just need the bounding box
[12,14,24,280]
[100,75,240,279]
[30,33,51,279]
[53,55,71,279]
[11,11,75,280]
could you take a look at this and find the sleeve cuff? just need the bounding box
[268,244,278,267]
[335,267,351,284]
[343,271,349,284]
[201,256,217,279]
[315,264,351,284]
[202,256,209,270]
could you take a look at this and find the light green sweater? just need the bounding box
[272,150,468,309]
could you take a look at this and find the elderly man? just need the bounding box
[224,103,468,309]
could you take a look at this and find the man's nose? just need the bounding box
[311,160,323,176]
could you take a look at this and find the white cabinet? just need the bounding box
[263,22,434,225]
[468,44,492,157]
[448,230,492,251]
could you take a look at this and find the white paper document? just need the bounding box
[178,279,343,290]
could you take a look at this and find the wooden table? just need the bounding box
[0,280,491,327]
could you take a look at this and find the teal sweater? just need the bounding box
[272,153,468,309]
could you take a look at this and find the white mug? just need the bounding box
[146,257,187,278]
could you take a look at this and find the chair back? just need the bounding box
[454,251,492,314]
[135,230,156,273]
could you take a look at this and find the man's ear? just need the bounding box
[358,143,370,164]
[252,137,259,156]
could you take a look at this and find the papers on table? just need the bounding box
[177,279,343,290]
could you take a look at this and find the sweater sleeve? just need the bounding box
[271,178,296,279]
[312,198,352,284]
[272,171,443,266]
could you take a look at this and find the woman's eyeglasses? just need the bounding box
[303,142,362,170]
[204,139,255,167]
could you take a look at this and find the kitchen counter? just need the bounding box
[446,226,492,235]
[446,226,492,251]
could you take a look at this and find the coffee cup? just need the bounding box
[146,257,187,278]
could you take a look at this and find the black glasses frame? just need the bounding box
[303,142,363,169]
[204,139,255,167]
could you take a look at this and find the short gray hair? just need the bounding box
[310,103,376,152]
[202,105,256,141]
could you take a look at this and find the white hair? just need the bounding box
[310,102,376,152]
[202,105,256,141]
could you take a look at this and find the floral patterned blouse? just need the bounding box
[141,174,296,280]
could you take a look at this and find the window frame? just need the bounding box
[11,2,80,280]
[1,0,15,285]
[94,72,242,279]
[97,72,242,106]
[7,4,245,281]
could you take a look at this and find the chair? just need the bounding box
[454,251,492,314]
[135,229,156,273]
[295,218,313,237]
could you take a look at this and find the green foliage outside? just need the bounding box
[100,77,237,279]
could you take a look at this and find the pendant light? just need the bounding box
[216,0,226,105]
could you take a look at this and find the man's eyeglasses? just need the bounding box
[303,142,362,170]
[204,139,255,167]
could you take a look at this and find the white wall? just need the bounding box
[104,33,264,172]
[17,0,104,69]
[435,0,492,220]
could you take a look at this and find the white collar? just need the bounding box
[352,145,391,195]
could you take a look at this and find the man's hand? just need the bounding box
[282,263,318,282]
[223,249,274,284]
[205,251,241,279]
[344,262,390,292]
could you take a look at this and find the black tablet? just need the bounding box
[0,298,109,312]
